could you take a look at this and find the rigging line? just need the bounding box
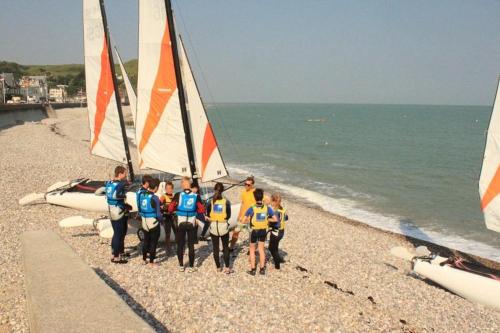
[172,0,241,162]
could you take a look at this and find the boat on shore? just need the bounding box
[20,0,237,237]
[391,78,500,310]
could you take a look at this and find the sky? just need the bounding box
[1,0,500,105]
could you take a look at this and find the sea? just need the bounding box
[207,103,500,262]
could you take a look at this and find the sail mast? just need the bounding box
[98,0,135,181]
[178,37,229,182]
[114,46,137,125]
[164,0,199,186]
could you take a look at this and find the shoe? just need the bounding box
[187,267,197,273]
[179,266,185,272]
[259,267,266,275]
[247,268,256,276]
[223,267,231,274]
[111,258,128,264]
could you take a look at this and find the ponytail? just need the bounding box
[213,182,224,201]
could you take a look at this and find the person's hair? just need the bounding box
[271,193,282,209]
[141,174,152,185]
[165,181,173,188]
[213,182,224,201]
[148,178,160,191]
[181,176,191,188]
[253,188,264,202]
[191,183,199,190]
[246,176,255,185]
[114,165,127,177]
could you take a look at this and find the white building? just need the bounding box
[49,85,67,103]
[20,75,48,103]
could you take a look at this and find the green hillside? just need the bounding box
[0,59,138,96]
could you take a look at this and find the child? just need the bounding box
[206,182,232,273]
[243,188,276,275]
[138,178,163,266]
[191,183,210,242]
[160,181,176,254]
[269,193,288,269]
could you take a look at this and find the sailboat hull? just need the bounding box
[46,190,138,213]
[413,256,500,309]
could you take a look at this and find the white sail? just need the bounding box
[83,0,126,163]
[479,79,500,233]
[136,0,190,175]
[114,46,137,125]
[178,38,228,182]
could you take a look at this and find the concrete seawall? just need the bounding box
[0,103,86,129]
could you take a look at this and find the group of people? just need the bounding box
[104,166,289,275]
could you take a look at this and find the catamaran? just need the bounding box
[19,0,239,239]
[391,79,500,310]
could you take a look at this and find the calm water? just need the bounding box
[209,103,500,261]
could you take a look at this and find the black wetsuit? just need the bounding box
[206,199,232,268]
[168,190,205,267]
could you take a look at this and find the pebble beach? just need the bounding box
[1,107,499,332]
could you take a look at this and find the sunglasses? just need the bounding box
[244,183,253,187]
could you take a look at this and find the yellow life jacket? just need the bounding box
[277,207,287,230]
[250,204,269,230]
[163,193,174,204]
[210,198,227,222]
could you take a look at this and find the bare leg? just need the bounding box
[258,241,266,269]
[249,243,256,269]
[230,230,240,249]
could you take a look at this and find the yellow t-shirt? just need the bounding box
[239,188,256,219]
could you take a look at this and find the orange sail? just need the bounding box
[83,0,126,163]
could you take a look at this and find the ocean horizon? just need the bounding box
[208,102,500,261]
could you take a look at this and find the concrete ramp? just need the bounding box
[22,230,153,333]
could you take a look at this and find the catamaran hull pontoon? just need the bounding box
[391,246,500,310]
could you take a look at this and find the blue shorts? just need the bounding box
[250,229,267,243]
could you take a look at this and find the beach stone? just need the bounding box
[0,107,499,332]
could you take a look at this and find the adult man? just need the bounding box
[105,166,130,264]
[168,177,205,272]
[229,176,256,251]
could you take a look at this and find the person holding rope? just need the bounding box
[205,182,232,273]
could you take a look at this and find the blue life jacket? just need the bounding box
[176,191,198,218]
[136,187,147,211]
[105,180,124,208]
[138,192,156,218]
